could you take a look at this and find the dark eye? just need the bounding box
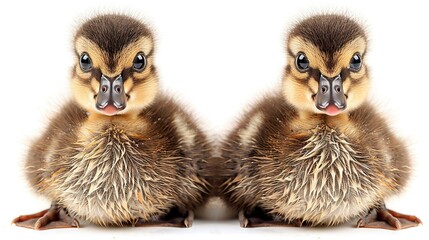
[133,52,147,72]
[295,52,310,72]
[79,52,92,72]
[349,53,362,72]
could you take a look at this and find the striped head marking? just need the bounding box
[71,14,158,116]
[283,14,370,116]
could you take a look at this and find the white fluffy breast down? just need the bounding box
[262,126,387,226]
[54,127,169,226]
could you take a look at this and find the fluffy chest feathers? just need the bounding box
[69,126,151,199]
[259,126,398,225]
[48,122,174,225]
[287,126,373,198]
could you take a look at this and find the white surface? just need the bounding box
[1,0,428,239]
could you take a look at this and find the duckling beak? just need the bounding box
[315,74,346,116]
[96,75,127,115]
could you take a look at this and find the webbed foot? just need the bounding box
[12,203,79,230]
[357,204,422,230]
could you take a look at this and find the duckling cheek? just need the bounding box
[343,80,370,111]
[123,77,134,96]
[282,77,313,112]
[71,79,96,112]
[126,76,159,110]
[308,78,319,96]
[342,78,352,94]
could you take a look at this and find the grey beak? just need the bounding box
[315,74,346,110]
[96,75,126,111]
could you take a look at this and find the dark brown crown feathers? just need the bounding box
[75,14,152,54]
[289,14,366,55]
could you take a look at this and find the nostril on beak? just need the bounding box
[101,85,108,93]
[335,86,341,92]
[115,86,122,93]
[321,86,328,94]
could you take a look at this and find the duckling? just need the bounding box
[220,14,422,230]
[12,14,210,230]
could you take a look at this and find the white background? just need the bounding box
[1,0,428,239]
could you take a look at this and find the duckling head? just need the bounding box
[283,14,369,116]
[71,14,157,116]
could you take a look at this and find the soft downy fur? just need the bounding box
[219,14,417,228]
[221,95,408,226]
[18,14,211,228]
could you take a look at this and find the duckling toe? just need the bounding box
[357,205,421,230]
[12,204,79,230]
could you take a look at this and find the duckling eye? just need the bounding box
[79,52,92,72]
[349,53,362,72]
[133,52,147,72]
[296,52,310,72]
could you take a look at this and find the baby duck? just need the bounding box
[13,14,210,229]
[220,14,421,230]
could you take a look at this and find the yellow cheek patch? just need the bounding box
[283,77,315,111]
[71,77,94,111]
[90,78,99,93]
[124,77,134,93]
[343,78,352,93]
[307,78,318,93]
[345,76,370,111]
[125,76,158,113]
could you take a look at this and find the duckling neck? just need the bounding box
[297,111,350,131]
[87,111,140,122]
